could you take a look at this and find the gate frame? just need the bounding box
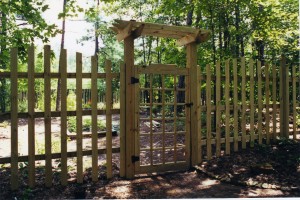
[111,20,210,178]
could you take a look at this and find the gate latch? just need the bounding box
[132,155,140,163]
[185,102,193,107]
[131,77,139,84]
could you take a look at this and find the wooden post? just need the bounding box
[249,59,255,147]
[124,35,135,178]
[60,49,68,185]
[272,65,277,139]
[292,65,297,140]
[215,61,221,156]
[105,60,113,179]
[225,59,230,154]
[76,52,83,183]
[241,57,246,149]
[279,56,289,138]
[233,59,238,151]
[27,45,35,188]
[91,55,98,181]
[10,48,18,190]
[265,64,270,144]
[206,64,212,160]
[187,42,201,166]
[44,45,52,187]
[120,62,126,177]
[257,61,263,144]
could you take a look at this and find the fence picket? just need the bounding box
[120,62,126,177]
[10,48,19,190]
[241,57,246,149]
[215,61,221,156]
[76,52,83,183]
[27,45,35,187]
[91,55,98,182]
[225,59,230,154]
[233,59,238,151]
[206,64,212,159]
[60,49,68,185]
[105,60,113,179]
[249,59,255,147]
[272,65,277,139]
[265,64,270,144]
[44,45,52,187]
[292,65,297,140]
[257,61,263,144]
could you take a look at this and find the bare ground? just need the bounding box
[1,117,300,198]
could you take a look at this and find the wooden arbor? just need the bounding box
[111,20,210,178]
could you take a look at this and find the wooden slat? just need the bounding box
[292,65,297,140]
[0,148,121,164]
[0,109,120,120]
[27,45,35,188]
[134,65,140,172]
[249,59,255,147]
[185,69,191,165]
[91,55,98,182]
[0,72,119,79]
[150,74,154,165]
[225,60,230,155]
[137,64,188,75]
[44,45,52,187]
[199,64,203,162]
[257,61,263,144]
[10,48,18,190]
[241,57,246,149]
[215,61,221,156]
[206,64,212,159]
[60,49,68,186]
[76,52,83,183]
[173,75,177,163]
[279,57,289,138]
[161,75,166,164]
[119,62,126,177]
[105,60,113,178]
[265,64,270,144]
[233,59,238,151]
[272,65,277,139]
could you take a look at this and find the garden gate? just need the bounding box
[111,20,210,177]
[135,64,191,173]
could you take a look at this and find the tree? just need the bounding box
[0,0,59,112]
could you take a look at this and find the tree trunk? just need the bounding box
[0,12,7,113]
[95,0,100,57]
[177,4,194,108]
[235,1,240,58]
[55,0,67,111]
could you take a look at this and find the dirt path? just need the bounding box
[1,169,297,199]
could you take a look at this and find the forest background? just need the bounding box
[0,0,299,113]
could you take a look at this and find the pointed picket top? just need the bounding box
[110,19,210,46]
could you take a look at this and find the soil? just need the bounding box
[1,116,300,198]
[0,141,299,198]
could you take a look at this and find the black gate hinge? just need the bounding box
[131,77,139,84]
[185,102,193,107]
[131,155,140,163]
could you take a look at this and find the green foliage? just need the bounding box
[67,117,106,133]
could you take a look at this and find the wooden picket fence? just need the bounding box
[0,45,121,190]
[0,45,299,190]
[198,57,299,160]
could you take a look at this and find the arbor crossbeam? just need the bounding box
[110,19,210,46]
